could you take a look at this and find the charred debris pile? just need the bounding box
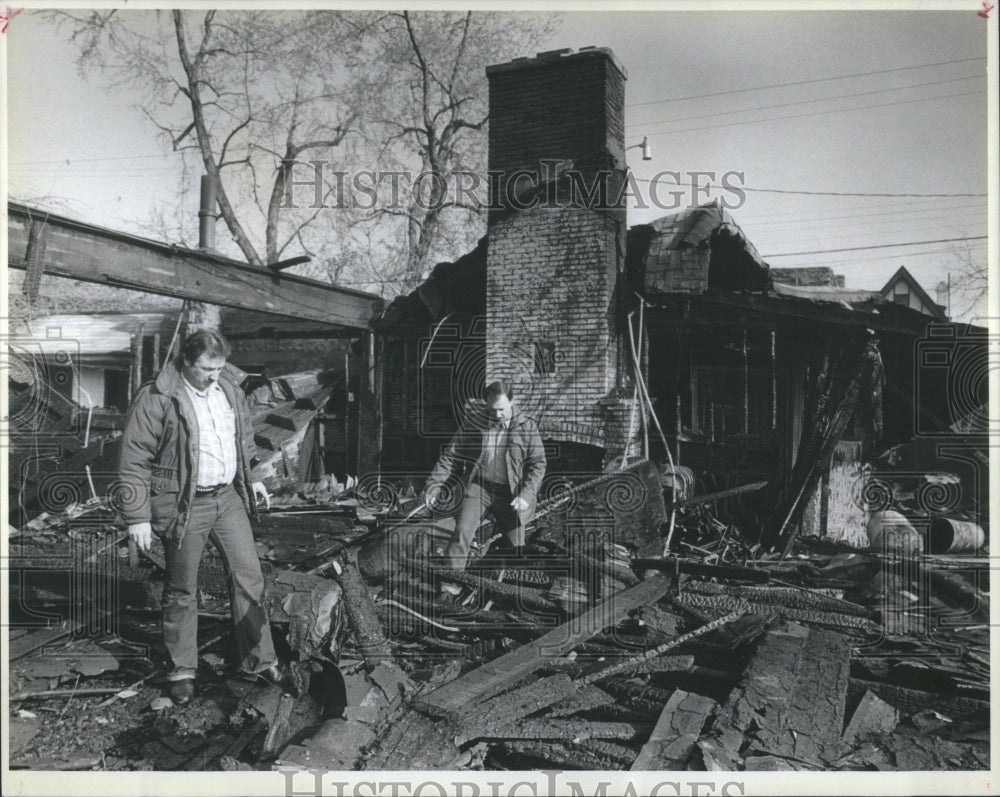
[8,455,989,772]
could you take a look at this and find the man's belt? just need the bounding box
[481,478,509,491]
[195,482,231,497]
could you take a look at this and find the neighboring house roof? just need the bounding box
[879,265,947,318]
[12,313,178,357]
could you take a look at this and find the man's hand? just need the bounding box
[128,522,152,552]
[424,486,440,510]
[510,496,529,512]
[252,481,271,509]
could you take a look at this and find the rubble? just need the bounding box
[7,357,990,773]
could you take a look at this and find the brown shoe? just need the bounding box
[169,677,195,706]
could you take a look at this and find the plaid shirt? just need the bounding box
[479,422,509,485]
[182,378,237,487]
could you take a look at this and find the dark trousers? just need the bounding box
[161,484,276,679]
[447,480,532,570]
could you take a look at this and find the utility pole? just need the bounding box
[185,175,222,333]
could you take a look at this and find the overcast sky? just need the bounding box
[4,2,994,319]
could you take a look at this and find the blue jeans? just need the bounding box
[447,480,532,570]
[161,484,276,679]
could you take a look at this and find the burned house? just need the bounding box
[376,47,987,553]
[6,46,990,776]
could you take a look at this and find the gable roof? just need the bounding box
[879,265,947,318]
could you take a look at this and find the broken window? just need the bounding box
[533,341,556,374]
[691,366,774,445]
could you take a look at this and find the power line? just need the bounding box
[626,56,985,107]
[740,202,986,228]
[763,236,987,257]
[634,88,986,135]
[740,183,986,199]
[627,73,983,128]
[630,174,986,199]
[768,242,986,269]
[731,195,987,225]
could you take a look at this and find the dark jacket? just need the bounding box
[117,360,257,546]
[425,406,546,510]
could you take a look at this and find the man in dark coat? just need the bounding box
[424,380,546,593]
[118,329,296,705]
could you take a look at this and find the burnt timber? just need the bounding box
[8,202,382,329]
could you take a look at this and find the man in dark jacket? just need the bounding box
[118,329,296,705]
[424,380,546,591]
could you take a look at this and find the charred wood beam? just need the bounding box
[599,677,674,706]
[500,740,636,770]
[413,576,672,721]
[771,339,882,556]
[363,710,463,770]
[470,720,638,744]
[684,580,875,619]
[671,591,877,632]
[414,564,561,615]
[631,689,717,771]
[847,678,990,719]
[674,480,768,507]
[7,201,382,329]
[580,609,745,685]
[336,554,394,666]
[546,684,617,718]
[455,675,582,744]
[624,654,696,676]
[575,551,641,588]
[709,622,851,768]
[633,556,770,584]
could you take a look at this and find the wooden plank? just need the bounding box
[279,372,324,399]
[295,386,332,411]
[502,740,636,770]
[254,426,300,452]
[848,678,990,718]
[709,621,851,768]
[265,407,316,432]
[456,675,581,743]
[469,720,637,743]
[547,684,616,718]
[337,555,394,666]
[362,711,463,771]
[842,690,899,743]
[8,202,381,329]
[412,575,670,721]
[631,690,717,770]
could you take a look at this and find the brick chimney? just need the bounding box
[485,48,630,454]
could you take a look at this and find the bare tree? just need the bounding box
[361,11,558,291]
[50,8,374,267]
[946,240,988,321]
[48,8,557,297]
